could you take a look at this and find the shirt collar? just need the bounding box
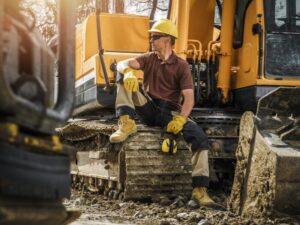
[155,51,177,65]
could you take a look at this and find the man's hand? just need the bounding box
[123,69,138,92]
[167,115,187,134]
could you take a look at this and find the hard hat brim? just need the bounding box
[148,28,177,38]
[148,28,165,33]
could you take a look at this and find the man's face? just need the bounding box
[149,32,169,52]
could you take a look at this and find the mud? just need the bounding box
[65,189,299,225]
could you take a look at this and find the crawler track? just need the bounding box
[60,121,192,201]
[60,108,241,201]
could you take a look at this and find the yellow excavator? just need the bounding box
[0,1,77,224]
[60,0,300,217]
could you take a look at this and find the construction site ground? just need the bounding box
[65,189,300,225]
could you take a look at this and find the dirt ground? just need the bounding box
[65,189,299,225]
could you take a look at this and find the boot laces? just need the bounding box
[118,118,129,132]
[193,187,208,199]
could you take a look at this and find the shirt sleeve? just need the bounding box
[135,52,151,71]
[179,62,194,90]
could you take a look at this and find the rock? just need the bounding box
[198,219,209,225]
[165,209,170,216]
[91,203,100,208]
[74,198,82,206]
[158,208,165,213]
[176,212,189,220]
[91,197,98,205]
[170,196,186,208]
[118,202,128,207]
[160,196,172,206]
[63,199,71,206]
[227,212,236,217]
[163,218,178,224]
[112,204,121,210]
[128,203,135,209]
[187,199,199,209]
[169,204,177,210]
[133,211,145,218]
[189,212,203,221]
[160,220,171,225]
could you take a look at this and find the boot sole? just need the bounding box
[190,197,227,211]
[109,129,137,143]
[201,202,226,211]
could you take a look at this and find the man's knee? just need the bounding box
[135,101,157,126]
[182,121,209,152]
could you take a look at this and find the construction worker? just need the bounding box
[110,19,221,209]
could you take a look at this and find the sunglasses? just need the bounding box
[150,35,169,41]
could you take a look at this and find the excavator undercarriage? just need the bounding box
[59,108,240,201]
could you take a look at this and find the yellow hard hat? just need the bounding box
[149,19,178,38]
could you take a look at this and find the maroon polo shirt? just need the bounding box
[135,51,194,106]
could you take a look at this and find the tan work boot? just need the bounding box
[191,187,225,210]
[109,115,137,143]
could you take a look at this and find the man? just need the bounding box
[110,19,219,208]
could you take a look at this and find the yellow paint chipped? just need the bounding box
[24,137,39,146]
[52,135,63,151]
[31,138,39,146]
[0,123,18,140]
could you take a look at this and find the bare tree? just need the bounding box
[77,0,119,23]
[77,0,95,23]
[114,0,124,13]
[125,0,169,20]
[149,0,157,20]
[20,0,169,42]
[21,0,57,41]
[99,0,109,12]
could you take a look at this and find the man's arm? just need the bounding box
[117,58,141,73]
[180,89,194,118]
[166,89,194,134]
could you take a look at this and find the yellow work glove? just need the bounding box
[166,115,187,135]
[123,69,138,92]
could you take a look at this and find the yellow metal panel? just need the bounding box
[241,43,252,73]
[231,0,260,89]
[217,0,236,102]
[83,13,149,61]
[95,53,144,85]
[256,79,300,86]
[82,56,96,78]
[75,24,83,80]
[79,52,144,86]
[188,0,215,52]
[170,0,215,58]
[169,0,179,31]
[173,0,190,59]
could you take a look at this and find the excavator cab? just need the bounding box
[264,0,300,78]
